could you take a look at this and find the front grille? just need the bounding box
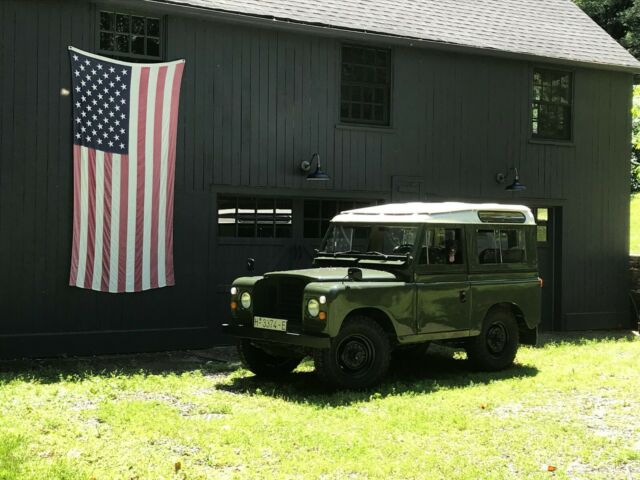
[253,277,307,324]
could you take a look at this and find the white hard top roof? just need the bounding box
[332,202,536,225]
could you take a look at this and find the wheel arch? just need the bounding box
[485,302,537,346]
[340,307,398,342]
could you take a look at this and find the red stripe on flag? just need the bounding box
[84,148,97,288]
[150,66,168,289]
[69,144,82,286]
[101,153,113,291]
[135,67,150,292]
[165,63,184,286]
[117,155,129,293]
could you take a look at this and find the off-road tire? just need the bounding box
[237,340,303,378]
[314,316,390,389]
[466,309,519,371]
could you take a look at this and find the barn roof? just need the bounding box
[157,0,640,73]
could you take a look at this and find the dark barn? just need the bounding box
[1,0,639,357]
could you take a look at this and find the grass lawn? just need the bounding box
[1,337,640,480]
[631,194,640,254]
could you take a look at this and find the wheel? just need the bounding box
[237,340,303,378]
[314,316,390,389]
[466,309,519,371]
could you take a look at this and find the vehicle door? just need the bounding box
[415,225,470,333]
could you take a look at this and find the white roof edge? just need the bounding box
[331,202,536,225]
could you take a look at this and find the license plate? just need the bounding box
[253,316,287,332]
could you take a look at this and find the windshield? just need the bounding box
[320,224,419,256]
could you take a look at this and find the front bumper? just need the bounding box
[221,323,331,349]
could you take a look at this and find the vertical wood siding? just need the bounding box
[0,0,634,355]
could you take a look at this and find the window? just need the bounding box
[477,229,527,264]
[217,196,292,238]
[531,69,573,140]
[340,45,391,126]
[321,224,419,255]
[98,11,162,61]
[534,208,549,244]
[419,228,464,265]
[303,199,378,239]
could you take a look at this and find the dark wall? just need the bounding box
[0,0,634,356]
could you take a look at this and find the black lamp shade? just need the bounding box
[505,179,526,191]
[307,164,330,181]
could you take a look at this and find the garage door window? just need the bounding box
[218,196,292,238]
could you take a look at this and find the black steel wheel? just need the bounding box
[465,309,519,371]
[237,340,303,378]
[314,316,390,389]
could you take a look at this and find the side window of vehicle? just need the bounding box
[477,229,527,264]
[419,228,463,265]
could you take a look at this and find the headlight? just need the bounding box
[230,286,237,295]
[240,292,252,309]
[307,298,320,317]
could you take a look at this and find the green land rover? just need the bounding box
[222,202,542,388]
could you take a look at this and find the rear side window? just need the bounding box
[419,228,464,265]
[477,229,526,264]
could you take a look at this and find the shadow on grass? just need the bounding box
[0,349,239,386]
[218,347,539,406]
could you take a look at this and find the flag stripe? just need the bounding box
[108,153,121,292]
[125,66,141,292]
[68,48,184,293]
[118,154,130,293]
[92,150,105,290]
[143,66,158,290]
[158,64,175,287]
[83,148,97,289]
[135,67,150,292]
[69,144,82,286]
[165,63,184,286]
[151,66,168,289]
[101,152,113,292]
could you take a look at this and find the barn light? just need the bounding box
[495,167,526,191]
[300,153,330,181]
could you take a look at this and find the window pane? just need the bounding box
[532,69,572,140]
[100,11,115,31]
[100,32,115,51]
[500,230,527,263]
[131,16,145,34]
[146,38,160,57]
[147,18,160,37]
[537,225,548,243]
[131,36,145,55]
[477,229,499,264]
[421,228,463,265]
[115,34,129,53]
[115,14,130,33]
[536,208,549,222]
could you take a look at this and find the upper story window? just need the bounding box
[98,11,163,61]
[531,69,573,141]
[340,45,391,126]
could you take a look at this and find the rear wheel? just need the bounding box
[466,309,519,371]
[237,340,303,378]
[314,316,390,389]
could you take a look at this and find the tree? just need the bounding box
[574,0,640,59]
[632,86,640,191]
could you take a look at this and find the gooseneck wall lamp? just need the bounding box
[495,167,526,191]
[300,153,330,181]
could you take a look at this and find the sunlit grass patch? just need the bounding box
[0,338,639,479]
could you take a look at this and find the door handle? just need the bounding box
[459,290,467,303]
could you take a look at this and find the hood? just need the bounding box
[264,267,398,282]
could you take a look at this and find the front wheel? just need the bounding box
[465,309,519,371]
[314,316,390,389]
[237,340,303,378]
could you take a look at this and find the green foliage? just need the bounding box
[574,0,640,59]
[632,86,640,191]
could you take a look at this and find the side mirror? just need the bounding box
[247,257,255,272]
[347,267,363,281]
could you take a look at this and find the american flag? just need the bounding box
[68,47,185,293]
